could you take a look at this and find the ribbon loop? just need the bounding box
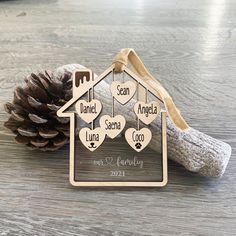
[112,48,189,131]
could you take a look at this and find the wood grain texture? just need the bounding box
[0,0,236,235]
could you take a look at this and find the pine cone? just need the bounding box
[4,70,72,151]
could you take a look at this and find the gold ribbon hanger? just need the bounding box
[112,48,188,131]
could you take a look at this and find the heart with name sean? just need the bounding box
[75,99,102,123]
[134,101,160,125]
[110,81,136,104]
[125,128,152,152]
[79,127,106,151]
[100,115,126,139]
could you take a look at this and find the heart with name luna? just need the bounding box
[79,127,106,151]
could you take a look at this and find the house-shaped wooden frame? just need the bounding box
[57,64,168,187]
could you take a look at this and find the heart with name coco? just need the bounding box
[134,101,160,125]
[79,127,106,151]
[99,114,126,139]
[110,80,136,104]
[75,99,102,123]
[125,128,152,152]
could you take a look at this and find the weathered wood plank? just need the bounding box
[0,0,236,235]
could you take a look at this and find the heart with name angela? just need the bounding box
[134,101,160,125]
[125,128,152,152]
[79,127,106,151]
[100,115,126,139]
[110,81,136,104]
[75,99,102,123]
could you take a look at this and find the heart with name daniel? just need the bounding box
[134,101,160,125]
[75,99,102,123]
[99,115,126,139]
[79,127,106,151]
[125,128,152,152]
[110,81,136,104]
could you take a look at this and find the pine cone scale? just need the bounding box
[38,127,59,139]
[53,134,68,147]
[14,87,32,110]
[4,117,22,131]
[28,114,48,124]
[30,137,49,147]
[26,77,50,103]
[27,96,48,111]
[47,104,61,111]
[17,126,38,137]
[15,135,30,145]
[4,102,15,114]
[11,110,25,122]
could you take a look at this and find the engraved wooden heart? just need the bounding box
[125,128,152,152]
[75,99,102,123]
[110,81,136,104]
[100,115,126,139]
[134,101,160,125]
[79,127,106,151]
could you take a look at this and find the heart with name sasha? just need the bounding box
[110,81,136,104]
[125,128,152,152]
[79,127,106,151]
[75,99,102,123]
[100,115,126,139]
[134,101,160,125]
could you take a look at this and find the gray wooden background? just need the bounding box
[0,0,235,235]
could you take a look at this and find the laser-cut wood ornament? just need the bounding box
[79,127,106,151]
[134,101,160,125]
[75,99,102,123]
[125,127,152,152]
[110,80,136,104]
[99,115,126,139]
[57,49,170,187]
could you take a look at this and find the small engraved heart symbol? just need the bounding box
[134,101,160,125]
[105,157,114,166]
[75,99,102,123]
[110,81,136,104]
[125,128,152,152]
[100,115,126,139]
[79,127,106,151]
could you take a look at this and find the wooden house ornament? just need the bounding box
[57,49,188,187]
